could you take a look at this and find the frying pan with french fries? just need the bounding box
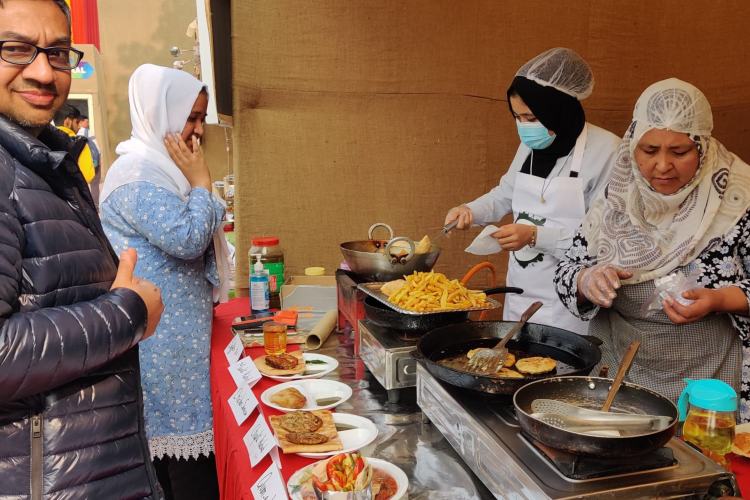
[358,271,521,316]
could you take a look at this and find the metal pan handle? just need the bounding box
[384,236,416,264]
[483,286,523,295]
[368,222,394,240]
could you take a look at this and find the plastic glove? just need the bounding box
[577,264,634,308]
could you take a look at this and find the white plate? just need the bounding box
[265,353,338,381]
[732,422,750,457]
[297,412,378,458]
[287,456,408,500]
[260,379,353,412]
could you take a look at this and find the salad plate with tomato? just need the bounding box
[288,453,407,500]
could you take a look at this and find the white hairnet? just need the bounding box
[631,78,713,139]
[515,47,594,100]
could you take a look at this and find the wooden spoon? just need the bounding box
[601,340,641,412]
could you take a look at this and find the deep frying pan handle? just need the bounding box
[581,335,603,346]
[368,223,394,240]
[483,286,523,295]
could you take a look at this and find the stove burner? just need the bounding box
[526,436,677,480]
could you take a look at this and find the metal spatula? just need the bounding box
[467,301,542,374]
[529,412,663,435]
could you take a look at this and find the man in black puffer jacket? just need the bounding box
[0,1,165,498]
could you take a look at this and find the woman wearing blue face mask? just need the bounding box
[444,48,620,334]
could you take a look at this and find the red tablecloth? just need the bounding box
[211,299,750,499]
[211,299,316,499]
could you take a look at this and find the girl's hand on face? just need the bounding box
[164,133,211,190]
[662,287,719,325]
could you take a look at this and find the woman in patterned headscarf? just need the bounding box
[554,78,750,420]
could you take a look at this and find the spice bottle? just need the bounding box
[249,237,284,309]
[250,255,270,312]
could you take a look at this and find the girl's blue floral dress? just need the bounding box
[101,181,224,459]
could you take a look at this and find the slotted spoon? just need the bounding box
[530,399,673,430]
[467,301,542,374]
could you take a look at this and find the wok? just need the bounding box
[416,321,601,395]
[340,223,440,281]
[363,286,523,333]
[514,376,678,457]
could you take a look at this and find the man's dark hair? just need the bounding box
[0,1,71,27]
[54,104,80,125]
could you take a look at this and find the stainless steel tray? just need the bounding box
[357,282,501,316]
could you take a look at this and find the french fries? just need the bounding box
[385,271,489,312]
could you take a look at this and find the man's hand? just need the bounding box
[111,249,164,339]
[444,205,473,229]
[164,133,211,190]
[491,224,535,251]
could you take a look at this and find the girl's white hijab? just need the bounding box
[101,63,231,303]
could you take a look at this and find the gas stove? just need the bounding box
[416,363,738,499]
[358,320,419,403]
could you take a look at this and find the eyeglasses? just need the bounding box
[0,40,83,70]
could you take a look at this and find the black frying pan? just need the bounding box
[513,376,678,457]
[415,321,601,395]
[363,286,522,333]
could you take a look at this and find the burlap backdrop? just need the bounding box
[231,0,750,294]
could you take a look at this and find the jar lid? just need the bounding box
[681,378,737,413]
[252,236,280,246]
[305,266,325,276]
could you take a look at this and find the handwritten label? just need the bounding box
[228,356,262,388]
[228,384,258,425]
[224,334,244,365]
[243,414,277,467]
[250,462,287,500]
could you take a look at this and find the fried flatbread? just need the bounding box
[279,411,323,433]
[515,356,556,375]
[496,367,524,378]
[270,387,306,409]
[734,432,750,456]
[269,410,343,454]
[255,350,306,376]
[286,432,329,445]
[266,353,299,370]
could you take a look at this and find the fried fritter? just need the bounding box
[496,367,524,378]
[286,432,329,445]
[515,356,556,375]
[279,411,323,433]
[266,353,299,370]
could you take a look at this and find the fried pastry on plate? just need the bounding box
[270,387,307,409]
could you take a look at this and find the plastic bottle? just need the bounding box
[250,255,270,312]
[249,237,284,309]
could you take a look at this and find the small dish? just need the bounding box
[265,353,338,381]
[261,379,353,412]
[287,457,408,500]
[296,412,378,459]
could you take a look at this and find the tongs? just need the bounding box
[467,301,542,374]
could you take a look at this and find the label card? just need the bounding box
[228,356,262,388]
[243,414,277,467]
[228,384,259,425]
[224,334,244,364]
[250,462,287,500]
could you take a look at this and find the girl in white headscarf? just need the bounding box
[554,78,750,420]
[100,64,227,499]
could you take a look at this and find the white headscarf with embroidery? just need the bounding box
[581,78,750,284]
